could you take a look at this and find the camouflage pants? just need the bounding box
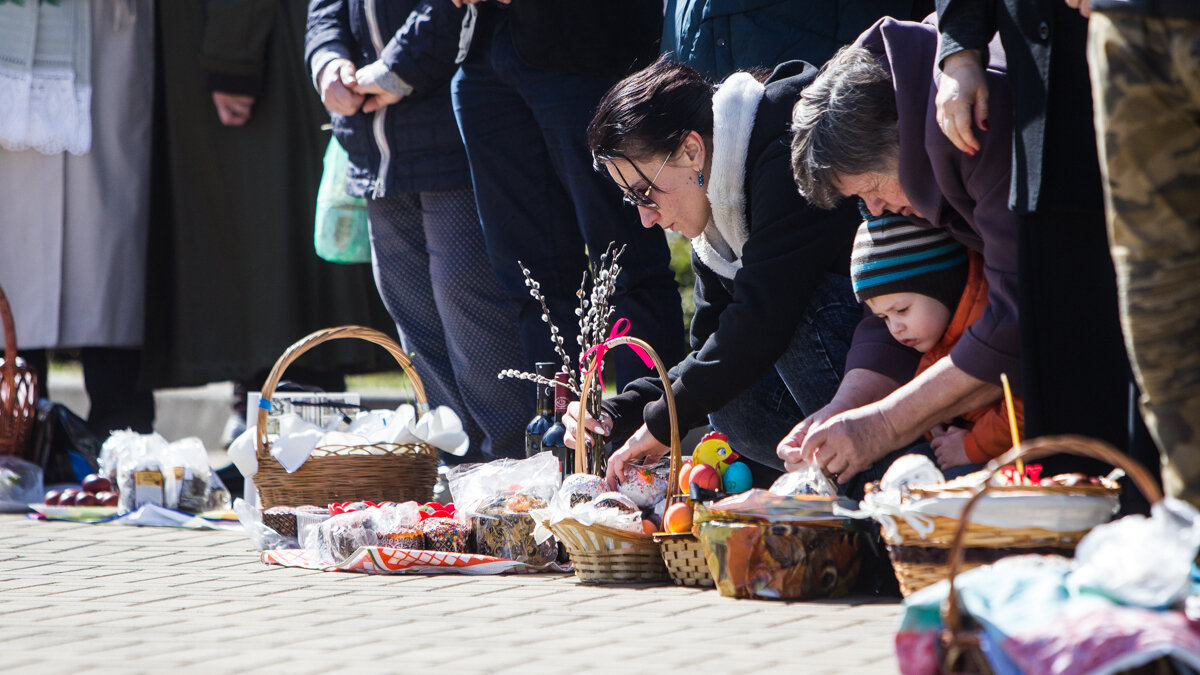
[1089,12,1200,508]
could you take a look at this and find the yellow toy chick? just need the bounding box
[692,431,740,476]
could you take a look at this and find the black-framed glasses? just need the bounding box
[618,151,674,210]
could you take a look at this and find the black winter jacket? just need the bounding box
[306,0,473,197]
[607,62,860,447]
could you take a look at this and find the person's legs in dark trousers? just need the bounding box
[1018,209,1158,515]
[368,191,528,463]
[709,274,861,478]
[368,193,483,463]
[421,188,529,461]
[80,347,154,437]
[452,19,685,388]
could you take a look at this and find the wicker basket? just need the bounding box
[546,335,675,584]
[654,532,713,586]
[884,435,1153,597]
[0,285,37,457]
[254,326,438,510]
[939,435,1163,673]
[880,436,1141,597]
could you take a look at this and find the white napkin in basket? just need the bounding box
[377,404,468,457]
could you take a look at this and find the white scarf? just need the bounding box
[0,0,92,155]
[691,71,764,280]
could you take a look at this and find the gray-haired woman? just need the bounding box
[779,18,1021,487]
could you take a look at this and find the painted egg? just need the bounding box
[678,460,694,494]
[664,502,693,534]
[618,462,669,508]
[559,473,607,508]
[688,463,720,491]
[722,461,753,493]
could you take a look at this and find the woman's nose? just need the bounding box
[637,205,660,228]
[865,198,886,217]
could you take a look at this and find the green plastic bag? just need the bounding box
[314,136,371,264]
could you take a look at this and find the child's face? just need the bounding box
[864,292,951,353]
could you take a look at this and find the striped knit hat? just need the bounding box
[850,212,969,312]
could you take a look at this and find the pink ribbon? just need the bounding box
[580,318,655,393]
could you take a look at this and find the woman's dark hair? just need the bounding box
[587,53,716,175]
[790,45,900,209]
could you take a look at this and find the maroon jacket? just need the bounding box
[844,18,1021,389]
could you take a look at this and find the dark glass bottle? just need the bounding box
[524,362,556,458]
[539,371,572,479]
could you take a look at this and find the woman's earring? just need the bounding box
[698,171,704,187]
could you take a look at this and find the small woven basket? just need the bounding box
[254,326,438,510]
[547,336,673,584]
[880,436,1134,597]
[0,285,37,457]
[654,532,714,587]
[939,436,1162,673]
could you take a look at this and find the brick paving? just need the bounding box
[0,515,904,674]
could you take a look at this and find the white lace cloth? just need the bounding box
[0,0,92,155]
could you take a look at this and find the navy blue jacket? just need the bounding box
[306,0,473,197]
[662,0,933,81]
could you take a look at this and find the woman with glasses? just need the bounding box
[565,55,862,488]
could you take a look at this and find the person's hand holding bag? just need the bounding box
[318,58,364,116]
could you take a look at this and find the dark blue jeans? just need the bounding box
[451,18,685,387]
[708,274,862,475]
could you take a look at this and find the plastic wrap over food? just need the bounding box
[115,433,178,513]
[770,462,838,497]
[166,437,211,513]
[446,452,561,513]
[531,482,645,544]
[617,455,669,508]
[446,453,562,565]
[695,488,857,526]
[234,498,298,551]
[1069,497,1200,608]
[0,456,43,507]
[310,502,422,563]
[696,520,862,600]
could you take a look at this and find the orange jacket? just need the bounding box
[917,251,1024,463]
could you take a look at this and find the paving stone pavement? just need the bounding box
[0,515,905,674]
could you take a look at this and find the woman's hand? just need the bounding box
[935,49,988,156]
[604,424,669,490]
[930,424,972,470]
[317,58,364,116]
[211,92,254,126]
[562,401,612,450]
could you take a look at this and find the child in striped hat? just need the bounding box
[850,213,1023,470]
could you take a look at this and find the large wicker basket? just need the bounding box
[254,326,438,510]
[884,435,1155,597]
[0,284,37,457]
[547,335,673,584]
[939,436,1163,673]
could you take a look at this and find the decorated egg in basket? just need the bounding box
[559,473,607,507]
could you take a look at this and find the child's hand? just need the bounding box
[930,424,971,470]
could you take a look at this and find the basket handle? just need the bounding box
[255,325,428,457]
[940,435,1162,669]
[574,336,682,495]
[1,284,19,416]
